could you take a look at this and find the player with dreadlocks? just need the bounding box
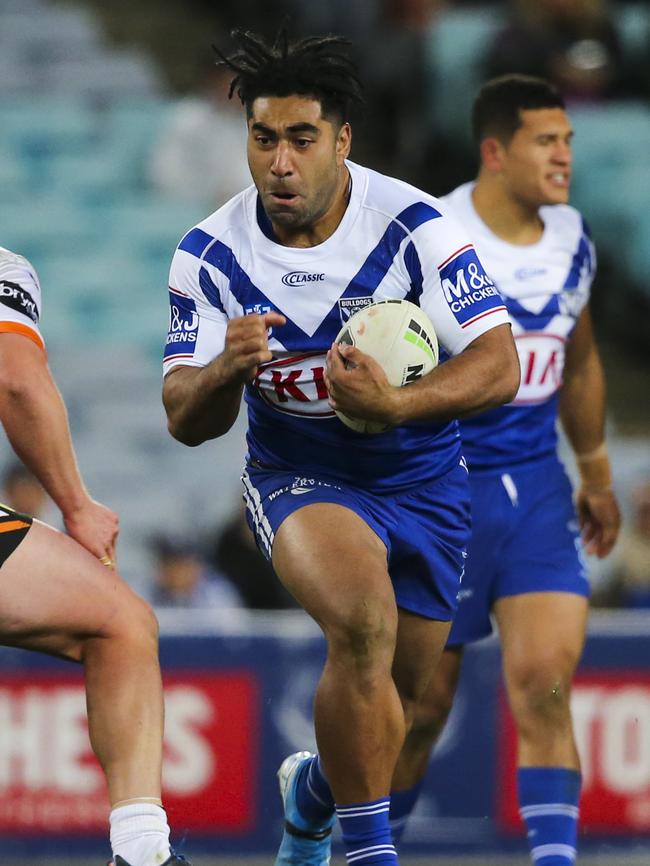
[162,28,519,866]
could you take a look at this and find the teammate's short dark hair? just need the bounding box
[472,74,566,145]
[214,28,364,125]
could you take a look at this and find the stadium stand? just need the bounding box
[0,0,648,596]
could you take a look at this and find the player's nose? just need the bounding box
[552,141,572,165]
[270,141,294,176]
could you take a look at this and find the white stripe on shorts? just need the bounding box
[241,469,274,558]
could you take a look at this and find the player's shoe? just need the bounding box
[275,750,335,866]
[109,854,191,866]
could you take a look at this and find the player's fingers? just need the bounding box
[336,343,361,368]
[327,342,346,377]
[263,311,286,328]
[231,337,272,360]
[597,517,619,558]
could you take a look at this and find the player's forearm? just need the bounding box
[559,347,611,490]
[163,360,244,446]
[560,344,606,453]
[390,324,520,425]
[0,372,89,516]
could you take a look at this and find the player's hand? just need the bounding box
[221,312,286,384]
[325,342,399,425]
[576,486,621,558]
[63,498,120,567]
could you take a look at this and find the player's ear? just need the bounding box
[336,122,352,162]
[480,136,506,173]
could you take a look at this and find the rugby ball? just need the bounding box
[333,299,438,434]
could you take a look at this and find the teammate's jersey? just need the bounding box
[0,247,45,351]
[164,161,509,491]
[442,183,594,474]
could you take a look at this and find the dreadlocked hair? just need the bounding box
[213,28,364,124]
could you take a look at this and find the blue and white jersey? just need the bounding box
[443,182,595,474]
[164,162,509,491]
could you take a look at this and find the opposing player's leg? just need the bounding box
[0,519,184,866]
[495,591,587,866]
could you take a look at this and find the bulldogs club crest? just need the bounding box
[337,296,373,326]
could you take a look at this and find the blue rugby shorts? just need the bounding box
[242,459,471,622]
[448,457,589,646]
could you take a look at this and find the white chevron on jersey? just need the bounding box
[0,246,45,351]
[442,182,595,472]
[163,161,510,491]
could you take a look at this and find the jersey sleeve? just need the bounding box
[0,248,45,351]
[163,230,229,376]
[410,209,510,356]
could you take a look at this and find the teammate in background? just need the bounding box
[390,75,621,866]
[162,30,519,866]
[0,247,189,866]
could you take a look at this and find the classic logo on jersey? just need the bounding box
[512,333,566,405]
[252,352,334,418]
[281,271,325,287]
[514,267,547,281]
[337,296,373,325]
[0,280,39,323]
[438,245,505,329]
[165,290,198,360]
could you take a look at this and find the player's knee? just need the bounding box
[324,599,397,668]
[509,658,574,729]
[128,597,160,650]
[109,591,159,654]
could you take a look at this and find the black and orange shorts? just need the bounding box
[0,503,33,568]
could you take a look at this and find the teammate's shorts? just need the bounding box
[242,459,471,622]
[448,457,589,646]
[0,503,33,569]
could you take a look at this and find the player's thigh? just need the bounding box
[495,591,588,696]
[0,520,151,642]
[272,501,394,630]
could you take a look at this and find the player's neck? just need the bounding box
[271,166,351,248]
[472,176,545,246]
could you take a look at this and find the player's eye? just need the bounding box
[295,138,312,148]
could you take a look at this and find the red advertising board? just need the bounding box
[0,671,259,834]
[498,672,650,833]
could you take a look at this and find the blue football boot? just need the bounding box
[275,750,335,866]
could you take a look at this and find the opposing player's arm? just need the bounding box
[326,322,519,426]
[0,332,119,560]
[559,305,620,557]
[163,310,286,445]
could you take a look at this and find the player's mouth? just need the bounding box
[547,171,570,189]
[268,190,300,205]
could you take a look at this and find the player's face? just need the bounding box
[247,95,351,239]
[500,108,573,207]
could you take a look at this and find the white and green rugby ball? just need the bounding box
[334,299,439,434]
